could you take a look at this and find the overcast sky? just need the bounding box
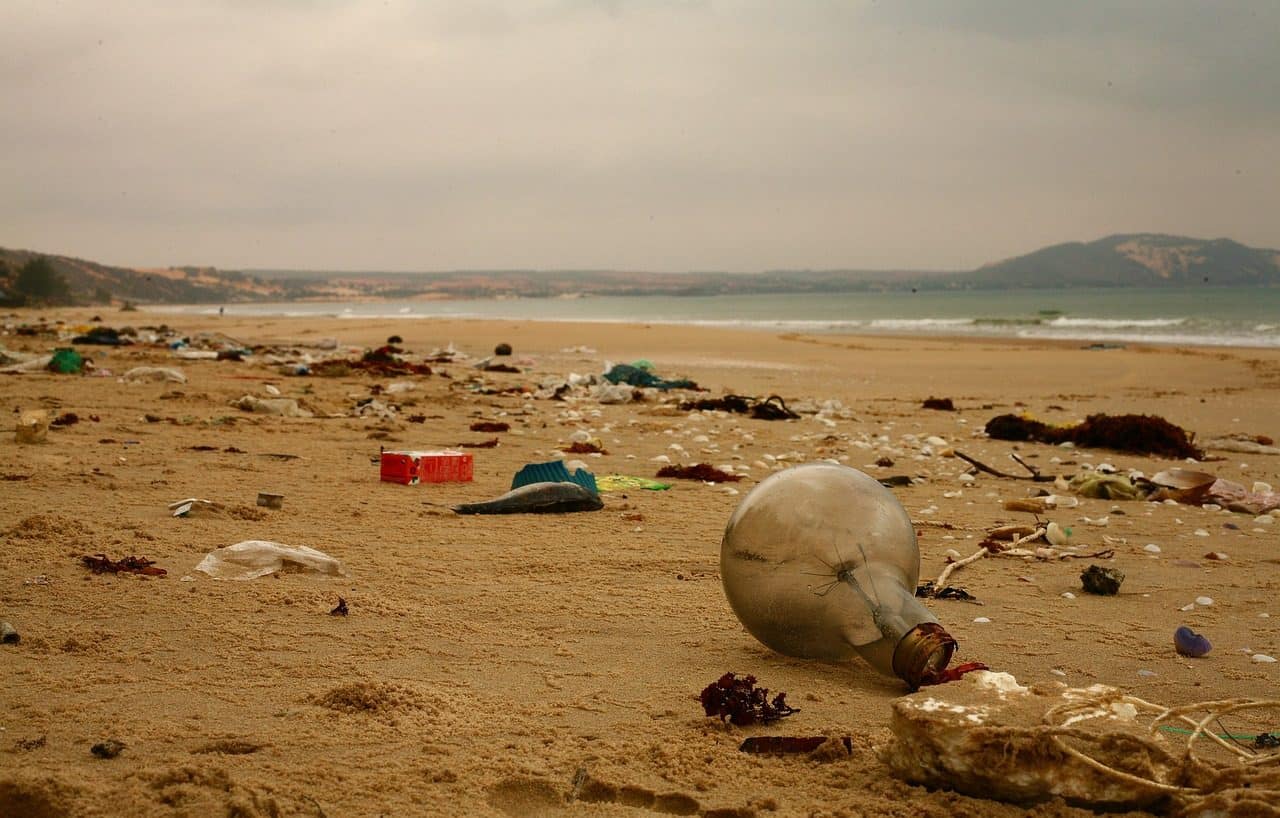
[3,1,1278,272]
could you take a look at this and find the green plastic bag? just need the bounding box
[48,347,84,374]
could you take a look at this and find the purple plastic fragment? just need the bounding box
[1174,626,1212,658]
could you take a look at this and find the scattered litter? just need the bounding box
[91,739,125,759]
[311,345,433,377]
[257,492,284,510]
[1174,626,1211,657]
[511,460,598,494]
[457,437,499,448]
[380,450,473,484]
[739,736,849,755]
[596,474,671,492]
[1080,565,1124,595]
[721,464,978,689]
[1070,472,1147,500]
[1203,436,1280,455]
[82,554,166,576]
[679,394,800,420]
[604,363,699,391]
[195,541,345,580]
[878,475,913,488]
[48,347,85,373]
[1144,544,1162,554]
[915,581,979,602]
[453,481,604,515]
[700,673,797,726]
[1253,654,1277,663]
[1195,596,1214,607]
[235,395,312,417]
[656,463,742,482]
[881,670,1280,812]
[168,498,225,518]
[15,410,49,444]
[121,366,187,384]
[1045,522,1071,546]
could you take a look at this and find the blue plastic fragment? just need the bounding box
[511,461,598,495]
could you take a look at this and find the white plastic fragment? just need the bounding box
[1253,654,1277,663]
[122,366,187,384]
[195,541,345,580]
[1195,596,1214,607]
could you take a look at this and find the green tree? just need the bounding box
[14,256,73,305]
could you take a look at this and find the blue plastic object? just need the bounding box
[510,461,598,495]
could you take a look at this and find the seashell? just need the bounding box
[1174,626,1211,657]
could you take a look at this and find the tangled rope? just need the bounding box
[1040,688,1280,806]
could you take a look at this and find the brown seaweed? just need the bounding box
[985,413,1203,459]
[563,441,607,454]
[656,463,743,483]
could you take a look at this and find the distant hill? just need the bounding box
[3,233,1277,304]
[0,247,287,305]
[959,234,1280,288]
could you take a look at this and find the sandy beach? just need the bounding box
[2,309,1278,817]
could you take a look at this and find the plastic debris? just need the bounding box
[168,498,225,518]
[596,474,672,492]
[195,541,345,580]
[380,450,473,484]
[1174,626,1211,657]
[15,410,49,444]
[121,366,187,384]
[511,460,598,494]
[48,347,84,373]
[603,363,698,391]
[235,395,312,417]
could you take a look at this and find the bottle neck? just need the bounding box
[892,622,957,690]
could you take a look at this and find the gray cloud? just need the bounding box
[1,1,1277,271]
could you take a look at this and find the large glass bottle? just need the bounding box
[720,463,956,689]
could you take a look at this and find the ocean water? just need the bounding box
[153,286,1280,348]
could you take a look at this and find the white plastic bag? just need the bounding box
[122,366,187,384]
[195,540,345,580]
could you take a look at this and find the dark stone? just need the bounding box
[1080,564,1124,596]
